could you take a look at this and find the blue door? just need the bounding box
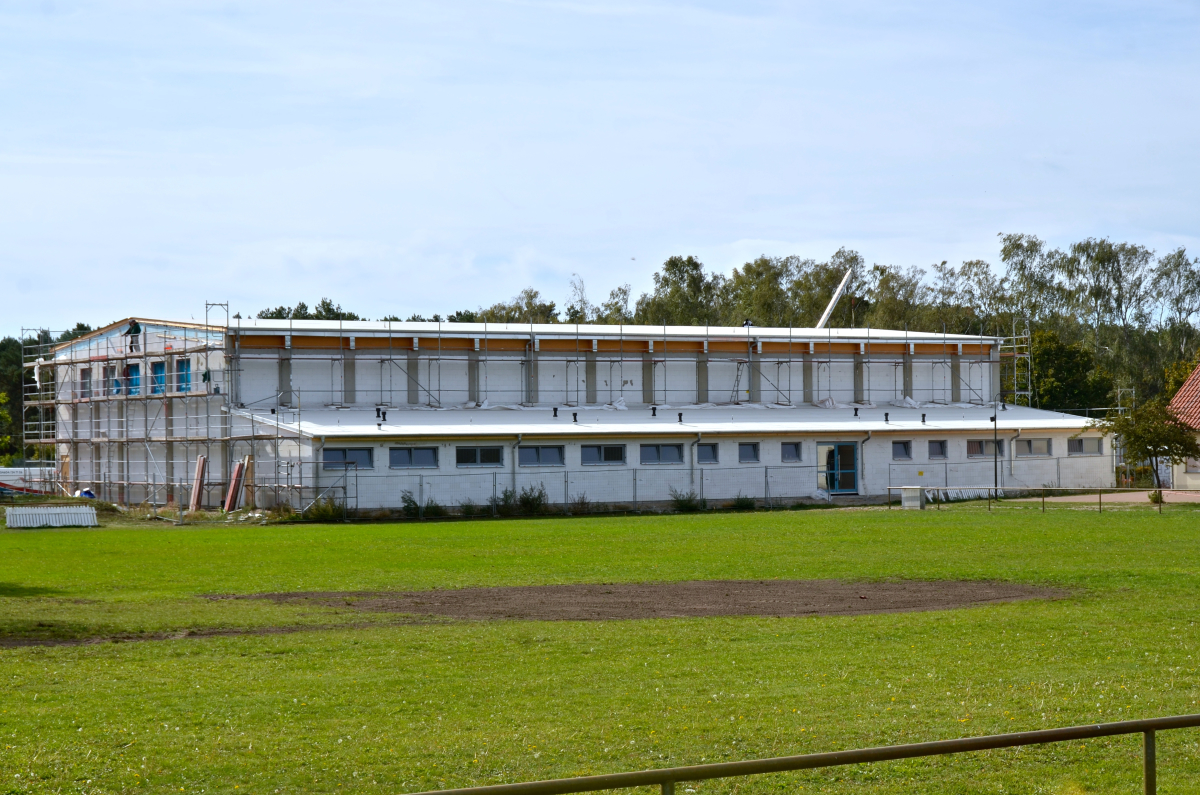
[817,443,858,494]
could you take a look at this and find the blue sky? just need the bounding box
[2,1,1198,333]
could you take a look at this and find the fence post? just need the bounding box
[662,782,674,795]
[564,470,570,514]
[763,466,769,509]
[1144,730,1156,795]
[699,470,704,505]
[151,473,157,517]
[633,470,638,512]
[419,475,424,520]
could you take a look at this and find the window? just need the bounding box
[456,446,504,467]
[519,446,564,466]
[738,443,759,463]
[928,440,948,459]
[641,444,683,464]
[697,443,719,464]
[781,442,801,462]
[125,363,141,396]
[103,365,118,396]
[582,444,625,465]
[323,448,373,470]
[150,362,166,395]
[1188,458,1200,473]
[176,359,192,393]
[1068,438,1103,456]
[1015,439,1052,457]
[79,368,92,399]
[892,441,912,460]
[390,447,438,468]
[967,440,1003,457]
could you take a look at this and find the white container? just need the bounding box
[900,487,926,510]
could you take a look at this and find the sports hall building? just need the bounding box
[24,318,1114,510]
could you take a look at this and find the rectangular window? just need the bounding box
[150,361,166,395]
[781,442,801,462]
[928,440,948,459]
[892,441,913,460]
[738,443,759,463]
[1067,438,1103,456]
[390,447,438,468]
[641,444,683,464]
[581,444,625,465]
[176,359,192,393]
[323,448,374,470]
[456,446,504,467]
[103,365,118,396]
[1015,439,1051,457]
[1187,458,1200,473]
[79,368,92,399]
[967,440,1003,457]
[518,446,565,466]
[125,363,141,396]
[697,443,719,464]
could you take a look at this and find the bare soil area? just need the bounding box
[221,579,1066,621]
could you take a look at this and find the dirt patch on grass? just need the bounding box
[217,579,1066,621]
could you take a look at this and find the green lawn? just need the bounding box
[2,507,1200,794]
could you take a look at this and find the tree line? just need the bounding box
[2,232,1198,464]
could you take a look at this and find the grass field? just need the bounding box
[2,505,1200,794]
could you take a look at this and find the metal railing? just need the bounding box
[409,714,1200,795]
[887,486,1200,513]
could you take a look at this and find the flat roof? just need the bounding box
[233,402,1095,440]
[229,318,1002,344]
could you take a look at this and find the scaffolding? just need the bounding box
[19,317,244,505]
[998,318,1032,405]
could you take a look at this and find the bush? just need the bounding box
[669,486,705,512]
[304,497,344,521]
[517,483,548,515]
[489,488,517,517]
[459,498,480,517]
[569,493,596,514]
[423,498,447,518]
[1116,464,1156,488]
[267,502,296,520]
[731,493,756,511]
[1149,490,1164,504]
[400,490,420,519]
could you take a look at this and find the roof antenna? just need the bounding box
[815,266,854,329]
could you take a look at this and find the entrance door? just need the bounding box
[817,443,858,494]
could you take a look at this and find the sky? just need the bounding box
[2,0,1198,334]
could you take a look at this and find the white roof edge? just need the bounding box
[224,318,1002,342]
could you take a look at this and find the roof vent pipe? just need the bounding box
[922,413,926,424]
[885,412,889,423]
[573,412,577,423]
[678,412,683,423]
[381,411,387,422]
[651,406,657,417]
[853,407,858,417]
[553,407,558,418]
[376,407,381,418]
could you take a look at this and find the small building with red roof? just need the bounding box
[1169,363,1200,487]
